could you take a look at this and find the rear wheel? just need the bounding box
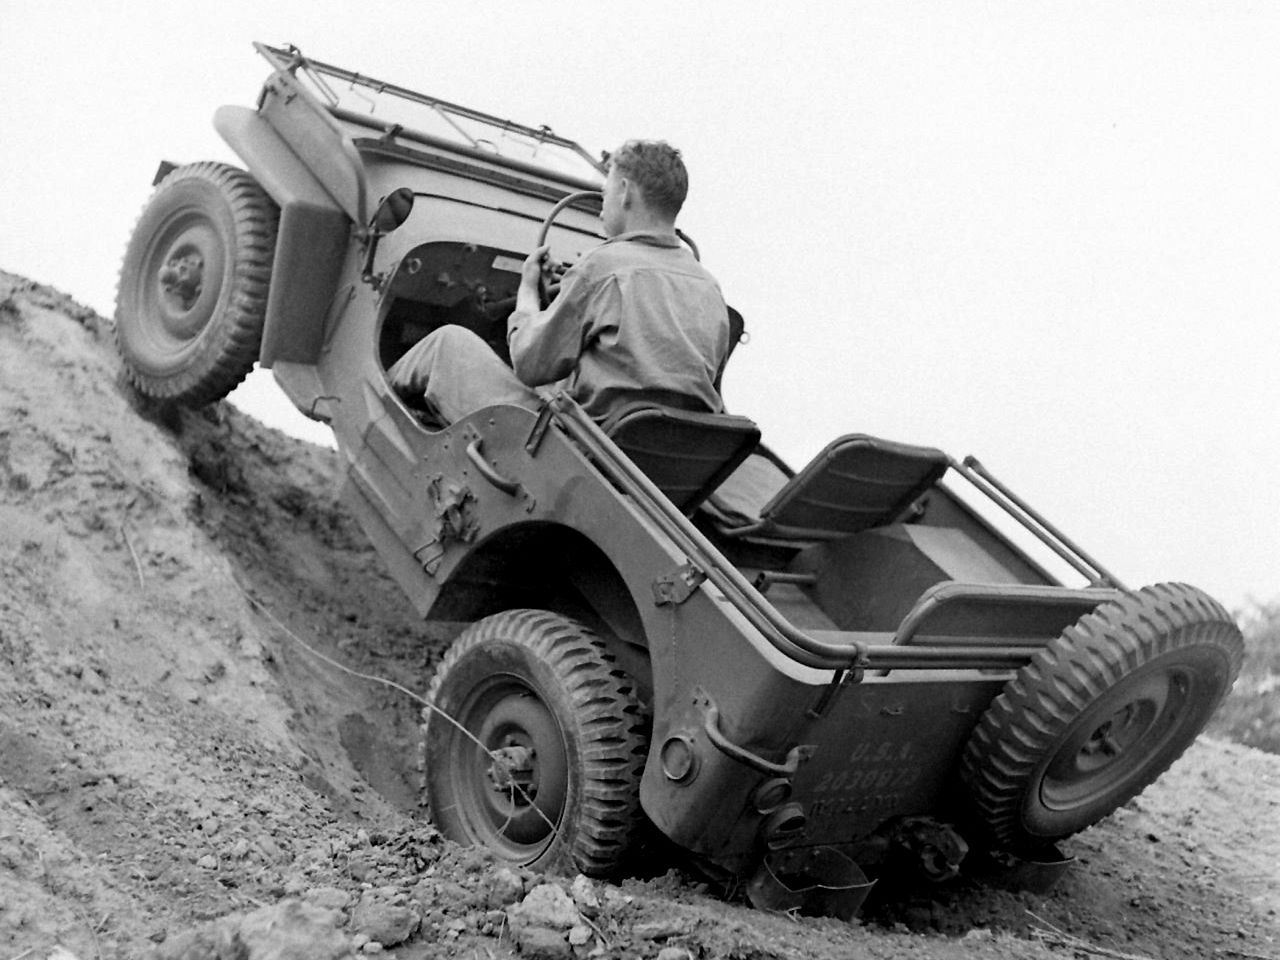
[961,582,1243,848]
[114,162,277,407]
[422,609,649,875]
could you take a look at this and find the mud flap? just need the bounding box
[969,845,1075,895]
[745,848,877,921]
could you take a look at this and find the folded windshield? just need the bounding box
[256,43,605,185]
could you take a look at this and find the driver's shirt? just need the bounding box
[506,230,730,421]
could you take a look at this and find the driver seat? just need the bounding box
[602,402,761,514]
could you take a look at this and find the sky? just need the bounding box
[2,1,1277,611]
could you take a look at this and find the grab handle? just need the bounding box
[695,689,813,778]
[466,438,522,496]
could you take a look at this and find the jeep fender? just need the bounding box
[213,105,350,365]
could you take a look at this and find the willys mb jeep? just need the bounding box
[114,43,1244,917]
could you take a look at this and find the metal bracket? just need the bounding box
[306,394,341,421]
[413,538,445,576]
[807,662,862,719]
[652,562,707,606]
[524,402,555,455]
[808,640,870,719]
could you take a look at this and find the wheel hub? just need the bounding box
[144,222,226,343]
[449,687,570,856]
[1076,701,1150,770]
[1040,668,1187,810]
[159,251,204,309]
[486,743,537,803]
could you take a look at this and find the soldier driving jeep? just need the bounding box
[387,140,731,424]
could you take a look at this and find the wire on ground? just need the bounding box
[231,576,558,839]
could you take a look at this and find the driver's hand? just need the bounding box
[521,245,551,287]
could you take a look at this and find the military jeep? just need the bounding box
[113,43,1244,917]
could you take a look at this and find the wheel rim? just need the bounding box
[134,207,228,362]
[1038,662,1193,811]
[451,674,570,862]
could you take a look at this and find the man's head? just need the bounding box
[600,140,688,237]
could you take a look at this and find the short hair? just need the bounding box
[607,140,689,219]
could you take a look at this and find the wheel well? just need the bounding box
[426,523,652,698]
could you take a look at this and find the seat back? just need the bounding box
[709,435,949,540]
[756,435,949,539]
[603,402,762,513]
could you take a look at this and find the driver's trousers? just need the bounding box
[388,325,539,424]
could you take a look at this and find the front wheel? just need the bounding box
[114,162,278,407]
[421,609,649,876]
[961,582,1243,849]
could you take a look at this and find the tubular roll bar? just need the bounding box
[951,457,1126,590]
[549,396,1050,674]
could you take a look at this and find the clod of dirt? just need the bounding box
[351,891,420,947]
[150,900,352,960]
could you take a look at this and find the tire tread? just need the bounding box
[422,609,648,876]
[960,582,1243,848]
[114,162,279,407]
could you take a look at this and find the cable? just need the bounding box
[231,577,559,838]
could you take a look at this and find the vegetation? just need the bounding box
[1207,599,1280,754]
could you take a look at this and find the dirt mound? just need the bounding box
[1,269,1277,960]
[1207,601,1280,754]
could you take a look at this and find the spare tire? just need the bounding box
[960,582,1243,849]
[114,162,278,407]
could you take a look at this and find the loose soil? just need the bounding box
[1,270,1276,960]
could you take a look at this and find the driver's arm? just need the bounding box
[507,261,609,387]
[512,244,549,318]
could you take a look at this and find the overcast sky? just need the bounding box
[3,1,1277,610]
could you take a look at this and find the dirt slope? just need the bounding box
[1,270,1277,960]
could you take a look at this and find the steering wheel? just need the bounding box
[535,190,602,307]
[533,190,704,307]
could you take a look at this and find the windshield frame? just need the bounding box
[254,43,606,190]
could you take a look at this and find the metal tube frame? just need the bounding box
[952,456,1126,590]
[255,43,597,160]
[253,42,606,192]
[548,396,1050,674]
